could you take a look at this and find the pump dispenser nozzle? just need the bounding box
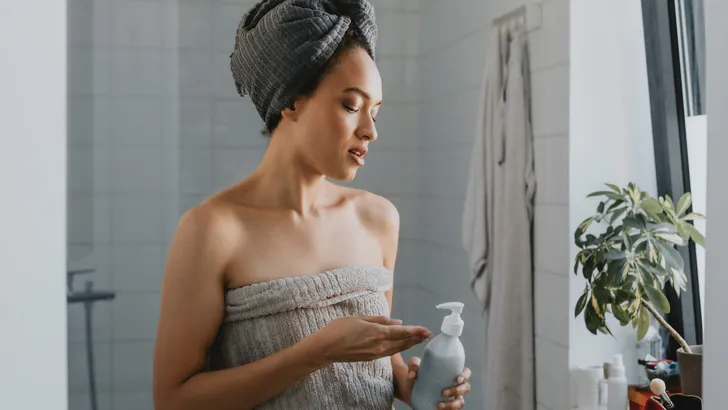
[436,302,465,336]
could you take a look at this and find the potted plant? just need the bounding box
[573,182,705,396]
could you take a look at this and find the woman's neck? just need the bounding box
[246,133,330,216]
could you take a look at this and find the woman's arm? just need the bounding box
[153,205,328,410]
[366,194,416,403]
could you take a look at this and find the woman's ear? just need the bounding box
[281,97,303,121]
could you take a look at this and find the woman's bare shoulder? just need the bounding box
[337,186,399,236]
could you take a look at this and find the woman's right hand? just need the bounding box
[309,316,432,364]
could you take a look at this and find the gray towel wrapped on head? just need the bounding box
[230,0,378,130]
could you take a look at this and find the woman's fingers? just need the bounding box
[385,325,432,340]
[443,382,471,398]
[438,396,465,409]
[407,356,421,379]
[458,367,472,383]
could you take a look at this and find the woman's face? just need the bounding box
[285,47,383,181]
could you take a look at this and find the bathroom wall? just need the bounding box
[65,0,423,409]
[0,2,68,409]
[407,1,571,410]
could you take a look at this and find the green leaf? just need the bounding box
[605,192,626,201]
[683,223,706,247]
[585,305,599,335]
[637,304,651,340]
[657,242,685,272]
[623,216,645,231]
[669,267,688,294]
[682,212,705,221]
[655,232,686,246]
[606,250,627,260]
[575,291,589,317]
[613,303,631,325]
[610,207,628,224]
[593,285,611,303]
[644,285,670,313]
[607,200,625,212]
[606,183,621,193]
[641,198,663,215]
[677,193,692,216]
[637,259,668,277]
[588,191,615,198]
[597,202,605,214]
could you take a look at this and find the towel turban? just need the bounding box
[230,0,378,131]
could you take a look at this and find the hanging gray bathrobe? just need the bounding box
[462,24,536,410]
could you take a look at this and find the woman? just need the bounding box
[152,0,472,409]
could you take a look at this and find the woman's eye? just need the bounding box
[344,104,359,113]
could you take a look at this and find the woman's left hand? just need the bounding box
[402,356,472,409]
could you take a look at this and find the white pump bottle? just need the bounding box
[410,302,466,410]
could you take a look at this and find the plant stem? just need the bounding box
[642,301,693,354]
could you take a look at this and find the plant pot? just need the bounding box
[677,344,702,397]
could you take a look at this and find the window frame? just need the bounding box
[641,0,703,357]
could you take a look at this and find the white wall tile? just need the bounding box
[68,47,111,96]
[418,197,465,250]
[416,146,471,197]
[378,58,404,102]
[68,0,112,47]
[112,293,161,341]
[402,57,420,102]
[162,148,213,196]
[403,13,419,57]
[534,135,568,205]
[69,392,112,410]
[164,99,213,149]
[112,0,164,48]
[111,197,164,244]
[534,204,570,275]
[211,148,264,191]
[68,195,112,245]
[420,89,481,147]
[376,12,406,57]
[369,0,405,12]
[213,52,241,99]
[176,51,214,97]
[212,3,245,52]
[391,240,420,287]
[68,148,110,195]
[212,100,266,148]
[68,96,111,148]
[67,298,113,344]
[67,244,112,289]
[535,337,569,410]
[112,341,155,389]
[351,149,405,195]
[110,148,163,195]
[111,246,164,292]
[374,104,404,149]
[531,63,570,137]
[111,49,165,96]
[535,270,569,347]
[528,0,570,71]
[388,196,419,241]
[112,390,154,410]
[68,342,112,394]
[109,97,164,147]
[170,1,213,50]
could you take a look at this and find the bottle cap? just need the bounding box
[610,354,626,378]
[436,302,465,336]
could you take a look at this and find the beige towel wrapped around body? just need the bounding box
[207,266,395,409]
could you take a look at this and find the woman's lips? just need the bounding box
[348,148,366,166]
